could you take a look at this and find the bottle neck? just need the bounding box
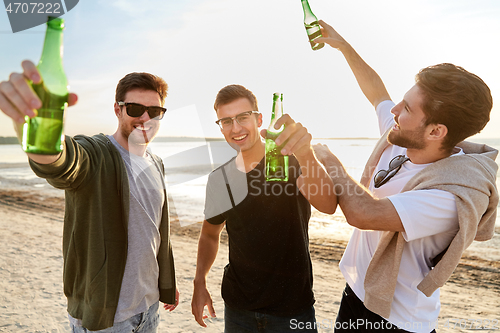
[302,0,318,25]
[301,0,314,16]
[38,27,64,69]
[36,23,68,97]
[269,94,284,133]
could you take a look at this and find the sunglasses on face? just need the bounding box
[215,111,260,130]
[373,154,410,188]
[118,102,166,120]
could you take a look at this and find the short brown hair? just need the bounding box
[214,84,258,111]
[416,63,492,152]
[115,72,168,106]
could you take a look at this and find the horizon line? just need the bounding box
[1,135,499,142]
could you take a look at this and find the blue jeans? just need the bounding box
[224,303,318,332]
[70,301,159,333]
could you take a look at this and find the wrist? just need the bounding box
[294,146,315,162]
[324,156,343,178]
[193,276,207,288]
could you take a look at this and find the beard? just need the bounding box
[387,126,427,150]
[122,121,160,146]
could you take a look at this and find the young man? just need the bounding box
[312,21,498,332]
[0,61,179,332]
[191,85,336,332]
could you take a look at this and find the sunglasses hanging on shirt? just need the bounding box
[373,155,410,188]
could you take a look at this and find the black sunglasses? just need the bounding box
[373,155,410,188]
[118,102,166,120]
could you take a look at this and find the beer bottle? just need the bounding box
[301,0,324,50]
[22,17,68,155]
[265,93,289,182]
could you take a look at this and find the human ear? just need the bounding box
[114,103,121,117]
[428,124,448,141]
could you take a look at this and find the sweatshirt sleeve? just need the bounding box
[29,135,92,190]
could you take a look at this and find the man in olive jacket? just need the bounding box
[0,61,178,332]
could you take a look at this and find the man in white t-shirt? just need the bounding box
[307,21,498,332]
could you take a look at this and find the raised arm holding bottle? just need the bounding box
[0,17,78,164]
[1,61,78,164]
[311,19,497,333]
[23,17,68,156]
[314,20,391,107]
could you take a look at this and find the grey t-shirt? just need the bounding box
[69,136,165,326]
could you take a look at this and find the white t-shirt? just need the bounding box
[339,100,461,333]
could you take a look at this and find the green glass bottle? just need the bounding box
[301,0,324,51]
[265,93,289,182]
[22,17,68,155]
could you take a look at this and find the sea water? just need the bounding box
[1,138,499,255]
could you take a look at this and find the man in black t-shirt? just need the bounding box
[191,85,337,332]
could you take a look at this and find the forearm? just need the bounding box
[337,42,391,107]
[193,226,222,287]
[325,159,379,228]
[29,136,91,190]
[28,151,62,164]
[321,153,403,231]
[296,148,337,214]
[192,223,221,327]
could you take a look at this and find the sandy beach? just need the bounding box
[0,166,499,333]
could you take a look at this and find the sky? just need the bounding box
[1,0,499,140]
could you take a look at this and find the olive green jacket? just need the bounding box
[30,134,176,330]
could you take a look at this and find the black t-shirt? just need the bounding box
[204,156,313,316]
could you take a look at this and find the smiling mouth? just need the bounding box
[134,124,152,131]
[233,134,248,142]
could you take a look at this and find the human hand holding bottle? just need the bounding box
[260,113,313,160]
[0,60,78,125]
[262,116,337,214]
[0,60,78,163]
[314,20,349,51]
